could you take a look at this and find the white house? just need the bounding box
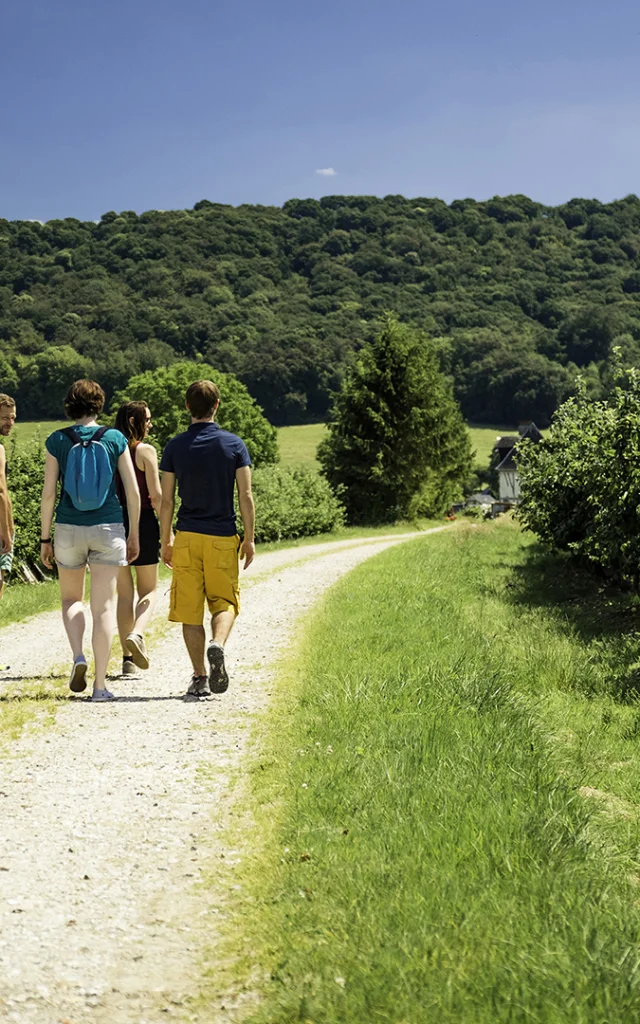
[494,421,543,504]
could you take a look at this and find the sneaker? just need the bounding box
[69,656,88,693]
[126,633,149,670]
[122,657,137,677]
[186,675,210,698]
[207,642,229,694]
[91,688,116,702]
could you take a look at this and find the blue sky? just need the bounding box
[1,0,639,221]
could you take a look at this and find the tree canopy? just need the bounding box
[3,193,640,424]
[318,315,472,523]
[110,361,278,465]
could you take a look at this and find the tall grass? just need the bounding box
[211,520,640,1022]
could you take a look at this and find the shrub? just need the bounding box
[319,314,472,524]
[517,369,640,586]
[6,435,46,568]
[251,466,345,543]
[111,360,278,466]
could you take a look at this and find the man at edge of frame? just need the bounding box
[0,394,17,602]
[159,379,255,698]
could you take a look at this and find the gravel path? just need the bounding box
[0,529,442,1024]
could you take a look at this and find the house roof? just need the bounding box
[467,491,496,504]
[494,435,519,449]
[496,451,517,471]
[495,421,543,472]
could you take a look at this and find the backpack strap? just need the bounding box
[62,426,81,445]
[62,426,109,447]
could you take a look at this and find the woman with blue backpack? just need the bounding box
[40,379,141,702]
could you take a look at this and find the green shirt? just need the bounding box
[45,425,127,526]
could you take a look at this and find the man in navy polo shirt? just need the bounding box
[160,380,255,698]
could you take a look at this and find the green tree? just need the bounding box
[518,367,640,587]
[318,314,472,523]
[111,360,278,465]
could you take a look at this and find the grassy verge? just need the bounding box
[209,519,640,1022]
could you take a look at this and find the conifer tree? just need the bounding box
[318,314,472,523]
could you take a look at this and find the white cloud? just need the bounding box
[315,167,337,177]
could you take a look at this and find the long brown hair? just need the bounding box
[115,401,149,445]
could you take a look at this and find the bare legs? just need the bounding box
[58,564,119,695]
[58,567,87,660]
[90,566,119,691]
[117,564,158,650]
[183,610,235,677]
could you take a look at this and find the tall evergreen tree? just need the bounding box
[318,314,472,523]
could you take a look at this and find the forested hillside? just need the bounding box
[2,193,640,424]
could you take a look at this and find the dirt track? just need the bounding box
[0,530,441,1023]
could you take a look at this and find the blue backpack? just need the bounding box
[62,427,113,511]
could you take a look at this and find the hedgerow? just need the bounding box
[517,368,640,587]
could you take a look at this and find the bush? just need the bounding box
[6,435,46,568]
[111,360,278,466]
[517,369,640,586]
[251,466,345,543]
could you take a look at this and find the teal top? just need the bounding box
[45,425,127,526]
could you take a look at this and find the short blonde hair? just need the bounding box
[0,394,16,411]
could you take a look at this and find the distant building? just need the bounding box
[494,421,544,504]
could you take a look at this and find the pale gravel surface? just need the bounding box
[0,529,442,1024]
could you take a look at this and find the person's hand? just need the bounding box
[161,542,173,569]
[41,541,54,569]
[0,534,11,555]
[240,538,255,570]
[126,535,140,564]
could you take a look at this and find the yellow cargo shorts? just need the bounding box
[169,531,240,625]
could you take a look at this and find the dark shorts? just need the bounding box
[124,508,160,567]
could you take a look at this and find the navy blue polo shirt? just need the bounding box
[160,422,251,536]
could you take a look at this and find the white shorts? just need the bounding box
[54,523,127,569]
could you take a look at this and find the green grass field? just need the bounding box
[277,423,327,467]
[11,420,67,445]
[277,422,526,471]
[14,420,525,473]
[209,520,640,1022]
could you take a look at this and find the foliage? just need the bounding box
[4,193,640,424]
[319,314,472,523]
[5,434,46,566]
[216,523,640,1023]
[517,369,640,585]
[110,360,278,466]
[251,466,345,542]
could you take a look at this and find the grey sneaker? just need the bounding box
[69,656,88,693]
[91,688,116,702]
[186,675,210,697]
[207,643,229,694]
[126,633,149,670]
[122,658,137,677]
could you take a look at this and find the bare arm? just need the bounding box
[40,452,60,569]
[0,445,12,554]
[236,465,255,569]
[138,444,163,518]
[117,450,141,564]
[160,471,176,568]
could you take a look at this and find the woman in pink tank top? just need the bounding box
[114,401,162,677]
